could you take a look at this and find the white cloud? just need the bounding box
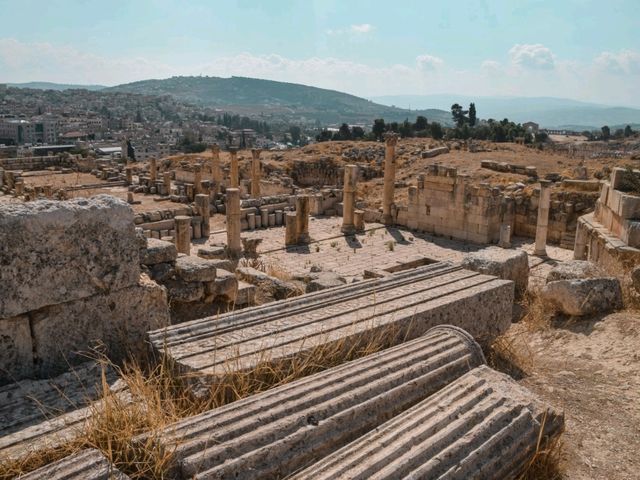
[350,23,374,34]
[594,49,640,74]
[480,60,502,74]
[509,43,555,70]
[416,54,444,71]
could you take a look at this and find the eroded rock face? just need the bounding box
[0,195,140,319]
[175,256,217,283]
[461,247,529,298]
[546,260,604,283]
[540,277,623,316]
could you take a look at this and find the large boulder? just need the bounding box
[546,260,603,283]
[540,277,623,316]
[0,195,140,319]
[461,247,529,298]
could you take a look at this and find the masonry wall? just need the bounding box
[0,195,170,383]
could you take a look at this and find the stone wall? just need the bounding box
[0,195,170,383]
[291,157,381,188]
[574,167,640,275]
[400,165,506,244]
[0,155,73,171]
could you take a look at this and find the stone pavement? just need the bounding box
[207,216,573,281]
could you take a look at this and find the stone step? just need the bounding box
[0,362,127,461]
[148,263,513,381]
[292,365,564,480]
[18,448,130,479]
[146,325,486,479]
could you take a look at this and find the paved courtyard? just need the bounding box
[208,216,572,281]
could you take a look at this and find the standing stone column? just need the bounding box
[174,215,191,255]
[14,180,24,196]
[229,147,239,188]
[195,194,210,238]
[534,180,552,256]
[296,195,310,243]
[285,212,298,246]
[194,164,203,195]
[341,164,358,235]
[226,188,242,257]
[251,148,262,197]
[498,224,512,248]
[149,158,157,184]
[382,133,399,225]
[210,144,222,193]
[125,166,133,185]
[163,171,172,196]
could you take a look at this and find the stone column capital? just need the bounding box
[384,132,399,146]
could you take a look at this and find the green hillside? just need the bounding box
[107,76,451,126]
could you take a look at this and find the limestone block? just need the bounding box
[148,263,513,381]
[306,272,347,293]
[146,326,486,479]
[0,316,34,385]
[540,277,623,316]
[140,238,178,265]
[461,247,528,298]
[166,280,205,303]
[196,245,227,260]
[293,365,563,480]
[237,267,300,300]
[236,281,257,306]
[205,269,238,303]
[18,449,130,480]
[31,277,169,377]
[631,266,640,293]
[0,195,140,319]
[175,256,217,282]
[546,260,604,283]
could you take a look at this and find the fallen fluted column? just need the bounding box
[19,449,130,480]
[148,325,486,480]
[293,365,564,480]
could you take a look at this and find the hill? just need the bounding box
[107,76,451,126]
[7,81,107,91]
[370,94,640,129]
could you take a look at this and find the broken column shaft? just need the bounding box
[285,211,298,246]
[195,194,210,238]
[149,158,157,184]
[229,148,239,188]
[296,195,310,243]
[174,216,191,255]
[125,166,133,185]
[534,180,552,256]
[194,164,203,196]
[147,326,487,480]
[382,133,399,225]
[251,149,262,197]
[226,188,242,257]
[163,171,172,196]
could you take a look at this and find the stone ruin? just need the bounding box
[0,137,585,478]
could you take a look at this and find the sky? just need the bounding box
[1,0,639,106]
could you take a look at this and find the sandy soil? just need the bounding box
[509,311,640,480]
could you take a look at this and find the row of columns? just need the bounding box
[209,145,262,196]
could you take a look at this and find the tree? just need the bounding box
[387,121,399,133]
[625,125,633,137]
[399,118,414,138]
[338,123,352,140]
[430,122,444,140]
[414,115,428,131]
[451,103,468,128]
[289,125,301,144]
[614,128,625,139]
[372,118,386,140]
[352,126,365,139]
[316,129,332,142]
[468,103,477,127]
[601,125,611,141]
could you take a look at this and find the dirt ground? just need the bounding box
[510,310,640,480]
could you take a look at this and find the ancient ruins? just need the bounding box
[1,136,639,479]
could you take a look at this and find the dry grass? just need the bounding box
[521,290,556,332]
[517,412,565,480]
[0,321,401,479]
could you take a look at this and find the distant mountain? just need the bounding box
[7,82,107,91]
[370,94,640,130]
[107,76,452,126]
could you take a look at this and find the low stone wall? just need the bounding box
[0,155,74,171]
[0,195,170,383]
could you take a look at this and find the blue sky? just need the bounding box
[1,0,639,105]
